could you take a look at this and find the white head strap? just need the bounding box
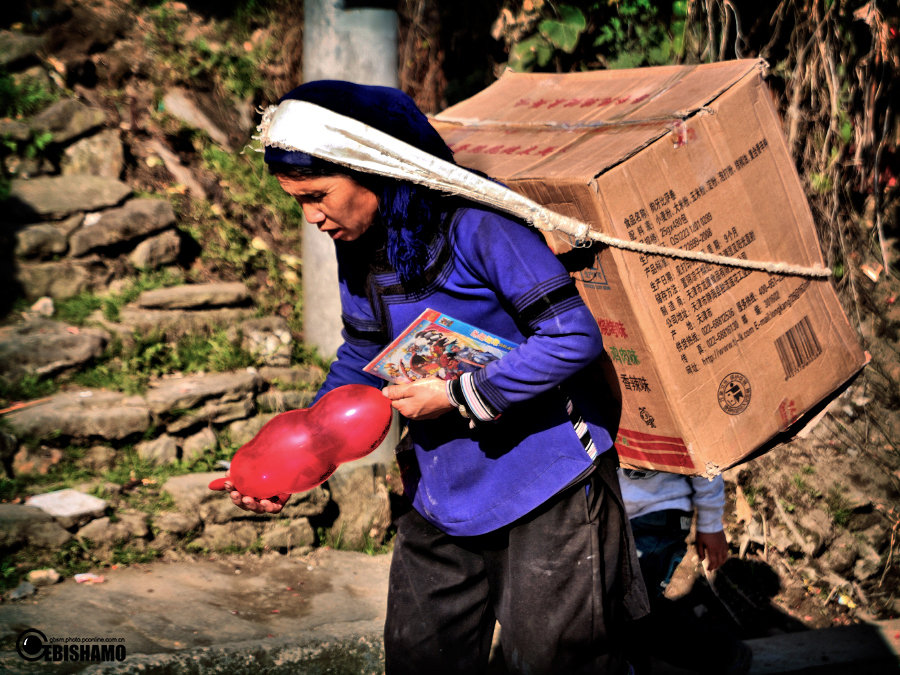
[254,100,829,278]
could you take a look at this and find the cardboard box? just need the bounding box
[432,59,866,476]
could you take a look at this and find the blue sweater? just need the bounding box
[314,207,616,536]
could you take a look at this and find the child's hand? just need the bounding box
[695,530,728,571]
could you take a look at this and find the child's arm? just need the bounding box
[690,474,728,571]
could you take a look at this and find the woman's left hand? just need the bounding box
[382,378,455,420]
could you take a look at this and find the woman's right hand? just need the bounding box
[219,478,289,514]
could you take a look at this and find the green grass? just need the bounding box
[101,268,185,322]
[55,292,104,325]
[102,446,182,488]
[742,484,760,508]
[826,486,853,527]
[52,539,100,578]
[0,68,58,118]
[0,446,94,500]
[110,543,162,566]
[71,326,262,395]
[316,524,395,556]
[0,372,58,405]
[143,1,277,103]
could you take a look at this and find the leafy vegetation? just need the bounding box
[54,292,104,326]
[143,2,273,101]
[494,0,688,72]
[0,67,61,198]
[0,68,59,119]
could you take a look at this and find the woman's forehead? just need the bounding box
[276,174,347,193]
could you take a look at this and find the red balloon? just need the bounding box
[208,384,392,498]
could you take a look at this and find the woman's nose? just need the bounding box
[302,203,325,224]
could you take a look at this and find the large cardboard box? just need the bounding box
[432,59,866,476]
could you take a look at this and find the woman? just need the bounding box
[223,80,647,674]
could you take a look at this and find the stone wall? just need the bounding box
[0,25,396,590]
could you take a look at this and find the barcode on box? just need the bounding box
[775,316,822,380]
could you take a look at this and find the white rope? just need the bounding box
[254,100,831,279]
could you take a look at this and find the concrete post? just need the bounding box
[301,0,398,359]
[301,0,400,469]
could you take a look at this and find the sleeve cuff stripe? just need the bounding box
[460,372,499,421]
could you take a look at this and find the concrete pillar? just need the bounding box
[301,0,398,359]
[302,0,400,469]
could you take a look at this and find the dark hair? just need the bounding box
[268,160,447,284]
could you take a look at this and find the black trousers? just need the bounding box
[384,452,644,675]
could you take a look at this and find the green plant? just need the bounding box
[53,538,100,578]
[0,69,58,118]
[360,530,395,556]
[55,291,104,325]
[0,559,19,593]
[201,144,302,222]
[826,486,853,527]
[509,4,587,71]
[110,543,162,566]
[143,2,275,102]
[118,485,178,516]
[595,0,687,69]
[497,1,688,73]
[175,330,258,373]
[742,484,759,507]
[0,372,59,406]
[103,447,161,486]
[791,475,809,493]
[187,439,235,473]
[316,525,344,551]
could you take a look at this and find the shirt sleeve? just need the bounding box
[453,210,604,414]
[690,474,726,533]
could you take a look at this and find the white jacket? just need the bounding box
[617,469,725,534]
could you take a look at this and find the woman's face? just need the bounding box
[276,174,379,242]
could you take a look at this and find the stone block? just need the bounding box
[27,488,108,529]
[9,175,131,221]
[68,197,176,256]
[136,282,251,310]
[0,503,72,549]
[153,510,202,535]
[136,434,179,465]
[261,518,315,551]
[189,521,261,552]
[128,229,180,269]
[182,427,217,464]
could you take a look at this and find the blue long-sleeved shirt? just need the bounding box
[315,207,617,536]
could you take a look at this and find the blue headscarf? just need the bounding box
[264,80,456,283]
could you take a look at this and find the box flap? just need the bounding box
[432,59,766,181]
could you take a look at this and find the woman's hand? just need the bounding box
[382,378,455,420]
[214,478,290,514]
